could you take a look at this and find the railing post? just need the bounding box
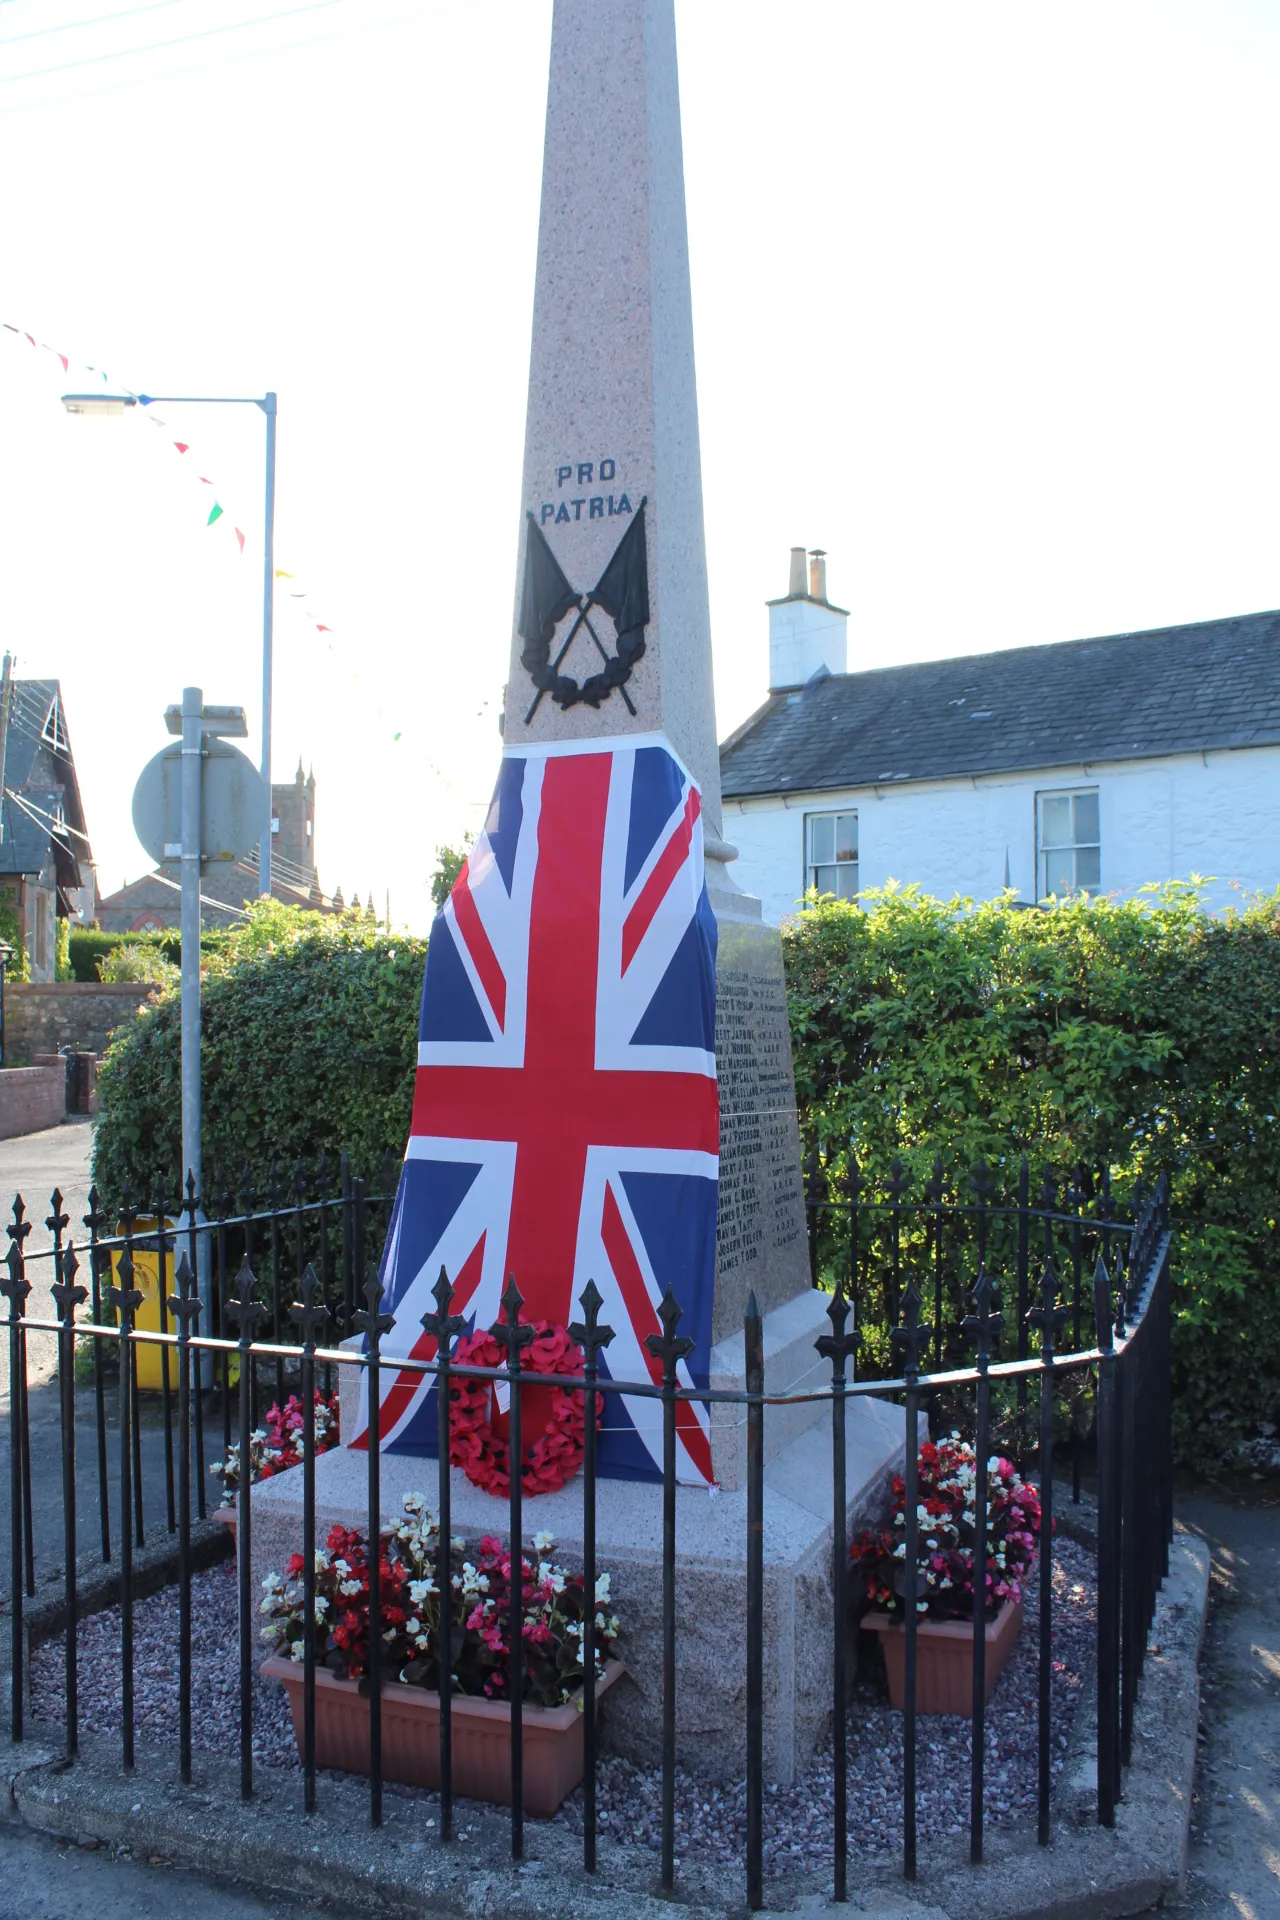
[817,1283,858,1903]
[166,1252,202,1784]
[891,1278,924,1883]
[1028,1258,1068,1846]
[51,1240,87,1758]
[84,1187,112,1562]
[107,1250,143,1768]
[183,1170,207,1522]
[568,1280,615,1876]
[645,1285,695,1895]
[963,1264,1001,1865]
[226,1259,266,1800]
[154,1178,177,1536]
[291,1264,330,1816]
[1092,1257,1120,1828]
[354,1272,395,1831]
[421,1268,464,1846]
[2,1207,32,1743]
[491,1278,535,1862]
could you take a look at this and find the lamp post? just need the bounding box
[62,389,278,895]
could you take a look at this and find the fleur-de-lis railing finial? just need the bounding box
[118,1178,136,1241]
[7,1194,32,1257]
[1027,1258,1070,1357]
[924,1154,945,1208]
[962,1263,1002,1364]
[1091,1255,1115,1357]
[644,1284,694,1377]
[568,1277,616,1366]
[887,1156,910,1206]
[50,1239,87,1325]
[816,1280,857,1379]
[1,1220,32,1319]
[890,1275,924,1378]
[490,1276,536,1365]
[107,1245,143,1329]
[353,1271,395,1346]
[46,1186,69,1251]
[290,1263,330,1350]
[225,1257,267,1340]
[419,1266,463,1352]
[83,1184,107,1243]
[165,1251,203,1334]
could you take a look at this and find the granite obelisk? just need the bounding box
[252,0,902,1784]
[504,0,812,1350]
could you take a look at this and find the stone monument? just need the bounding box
[251,0,902,1783]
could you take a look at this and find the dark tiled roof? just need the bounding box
[719,610,1280,799]
[0,679,90,880]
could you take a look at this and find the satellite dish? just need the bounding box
[132,739,269,868]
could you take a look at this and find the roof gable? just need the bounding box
[719,609,1280,798]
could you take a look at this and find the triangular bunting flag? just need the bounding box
[174,442,189,454]
[235,527,245,553]
[207,503,223,525]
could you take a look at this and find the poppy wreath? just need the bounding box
[448,1321,597,1498]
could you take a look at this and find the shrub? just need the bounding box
[69,927,228,982]
[783,883,1280,1470]
[92,902,426,1209]
[97,941,178,986]
[0,894,29,982]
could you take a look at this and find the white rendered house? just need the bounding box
[720,549,1280,924]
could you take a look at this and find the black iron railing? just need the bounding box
[1,1163,1174,1909]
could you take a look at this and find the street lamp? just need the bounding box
[62,388,278,894]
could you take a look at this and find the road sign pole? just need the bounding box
[180,687,203,1209]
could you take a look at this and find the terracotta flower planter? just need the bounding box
[865,1597,1023,1716]
[263,1655,624,1816]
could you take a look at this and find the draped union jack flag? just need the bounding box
[352,737,719,1484]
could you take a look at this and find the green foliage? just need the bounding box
[783,882,1280,1470]
[0,892,29,981]
[430,837,474,911]
[69,927,230,981]
[92,902,426,1215]
[55,916,72,981]
[96,941,179,985]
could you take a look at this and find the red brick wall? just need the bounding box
[0,1064,66,1141]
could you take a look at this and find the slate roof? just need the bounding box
[0,679,90,883]
[719,609,1280,799]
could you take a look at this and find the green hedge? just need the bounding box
[69,927,230,983]
[783,883,1280,1469]
[92,903,426,1209]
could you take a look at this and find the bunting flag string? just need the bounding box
[1,313,339,645]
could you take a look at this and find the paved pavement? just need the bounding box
[0,1118,97,1395]
[1134,1486,1280,1919]
[0,1121,226,1587]
[0,1820,354,1918]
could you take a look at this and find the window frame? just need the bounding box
[803,807,860,902]
[1035,786,1100,900]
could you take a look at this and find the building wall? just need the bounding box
[723,744,1280,924]
[2,981,154,1065]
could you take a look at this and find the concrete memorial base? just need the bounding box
[248,1389,903,1787]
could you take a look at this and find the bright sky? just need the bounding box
[1,0,1278,929]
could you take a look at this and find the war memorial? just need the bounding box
[252,0,902,1784]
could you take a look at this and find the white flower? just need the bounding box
[314,1596,329,1619]
[477,1574,490,1593]
[415,1633,430,1650]
[534,1530,555,1552]
[333,1558,350,1577]
[537,1560,552,1584]
[594,1573,611,1602]
[258,1596,278,1614]
[408,1578,436,1604]
[406,1617,421,1636]
[451,1534,465,1550]
[403,1491,425,1513]
[314,1549,330,1572]
[290,1644,305,1663]
[261,1571,283,1594]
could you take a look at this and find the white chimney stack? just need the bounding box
[767,545,848,693]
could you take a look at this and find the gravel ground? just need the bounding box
[31,1538,1096,1873]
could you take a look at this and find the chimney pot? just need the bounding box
[808,549,828,602]
[787,546,807,597]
